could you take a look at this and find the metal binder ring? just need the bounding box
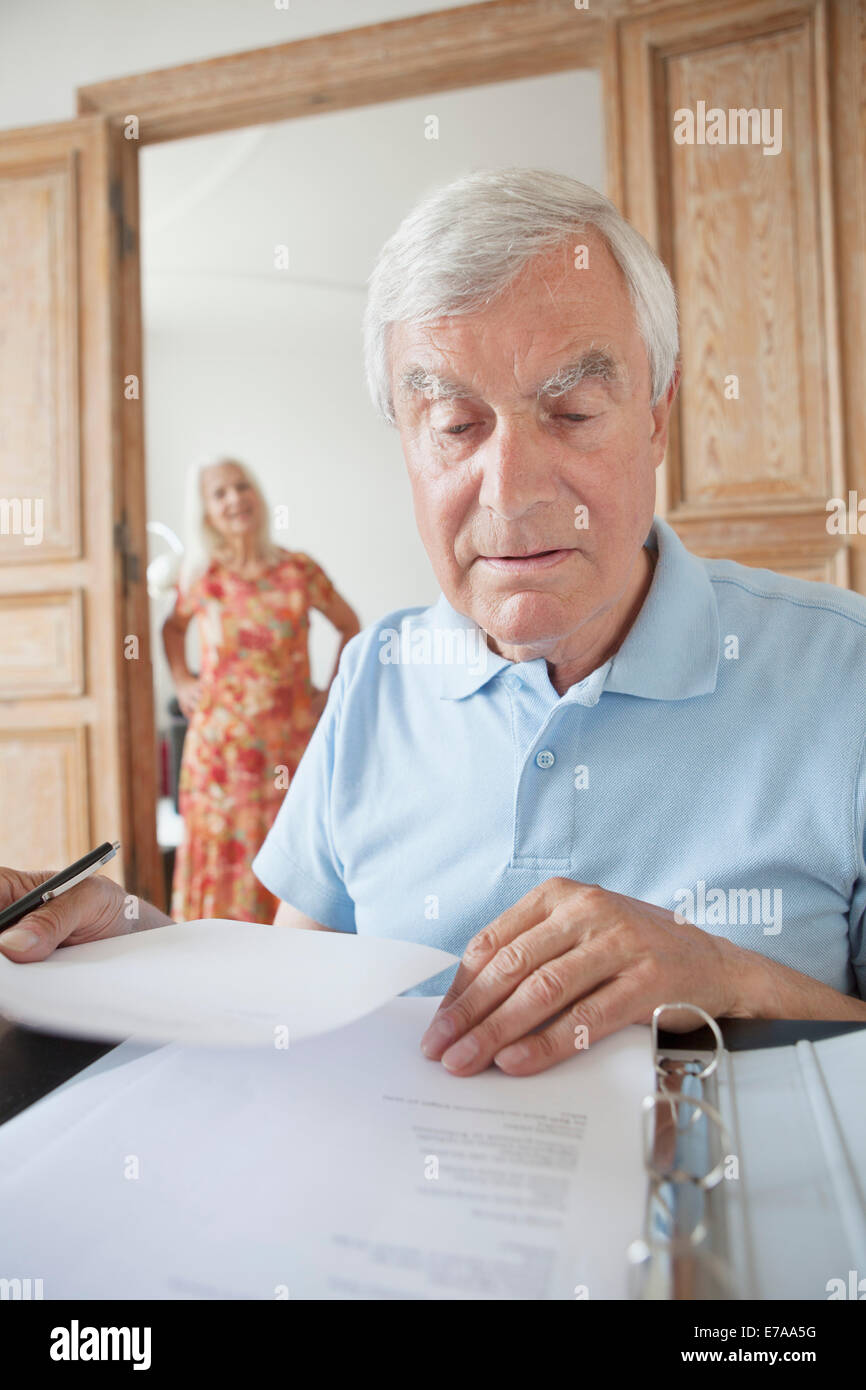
[641,1090,732,1191]
[651,1002,723,1081]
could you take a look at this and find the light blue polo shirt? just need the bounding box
[252,517,866,1000]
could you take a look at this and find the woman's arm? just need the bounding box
[314,588,361,692]
[162,608,200,719]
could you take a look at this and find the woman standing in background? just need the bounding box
[163,458,360,923]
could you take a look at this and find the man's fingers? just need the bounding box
[433,944,631,1074]
[422,910,606,1060]
[493,975,650,1077]
[0,899,85,960]
[0,866,51,909]
[0,867,57,958]
[435,878,591,1014]
[0,875,124,961]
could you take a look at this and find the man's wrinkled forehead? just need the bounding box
[388,237,643,414]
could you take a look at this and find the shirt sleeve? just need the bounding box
[251,668,356,932]
[296,552,338,613]
[850,735,866,999]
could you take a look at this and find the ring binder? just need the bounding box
[628,1003,737,1300]
[651,1002,723,1083]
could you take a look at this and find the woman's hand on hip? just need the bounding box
[177,675,201,720]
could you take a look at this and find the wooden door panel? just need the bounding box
[0,728,89,868]
[679,540,849,585]
[0,591,84,699]
[616,0,859,587]
[0,157,81,561]
[0,119,128,888]
[667,28,829,513]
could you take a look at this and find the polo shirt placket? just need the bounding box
[503,661,611,872]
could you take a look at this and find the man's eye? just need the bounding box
[557,413,593,423]
[443,423,474,435]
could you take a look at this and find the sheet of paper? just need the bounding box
[0,1041,165,1180]
[0,998,652,1299]
[0,920,457,1046]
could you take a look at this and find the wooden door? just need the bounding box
[611,0,866,591]
[0,116,162,905]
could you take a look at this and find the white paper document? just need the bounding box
[0,999,652,1299]
[0,920,456,1046]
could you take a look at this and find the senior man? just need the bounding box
[1,169,865,1075]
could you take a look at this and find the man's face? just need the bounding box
[389,234,677,660]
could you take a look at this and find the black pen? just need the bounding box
[0,842,121,933]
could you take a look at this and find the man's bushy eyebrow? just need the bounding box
[397,349,624,406]
[538,350,624,397]
[397,366,474,401]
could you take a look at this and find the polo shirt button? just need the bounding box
[535,749,555,769]
[504,673,520,691]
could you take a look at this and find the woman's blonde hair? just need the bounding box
[179,458,279,591]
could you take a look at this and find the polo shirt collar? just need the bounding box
[431,596,509,699]
[433,516,720,702]
[604,517,720,700]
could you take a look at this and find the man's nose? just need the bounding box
[476,417,560,520]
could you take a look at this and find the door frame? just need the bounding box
[73,0,865,887]
[78,0,615,902]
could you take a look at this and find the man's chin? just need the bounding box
[476,590,582,653]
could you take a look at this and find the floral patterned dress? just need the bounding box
[170,549,337,923]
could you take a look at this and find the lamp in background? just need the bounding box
[146,520,184,598]
[146,522,187,862]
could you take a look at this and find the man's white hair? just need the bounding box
[363,167,679,423]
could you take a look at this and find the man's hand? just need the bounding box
[0,868,172,962]
[419,878,768,1077]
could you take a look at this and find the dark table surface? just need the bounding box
[1,1014,864,1129]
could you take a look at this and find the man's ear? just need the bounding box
[649,362,682,462]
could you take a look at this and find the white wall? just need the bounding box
[141,68,604,717]
[143,304,422,708]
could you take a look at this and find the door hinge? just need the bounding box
[109,177,137,260]
[114,513,141,590]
